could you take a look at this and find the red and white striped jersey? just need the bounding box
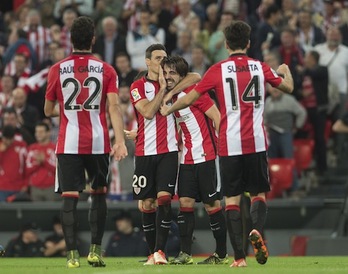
[195,53,282,156]
[24,25,51,67]
[130,76,178,156]
[45,53,118,154]
[174,85,217,164]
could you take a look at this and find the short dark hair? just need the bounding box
[2,107,17,116]
[308,50,320,63]
[2,125,16,139]
[161,55,189,78]
[145,44,166,59]
[224,21,251,51]
[71,16,95,50]
[115,52,130,61]
[263,4,280,20]
[35,121,50,131]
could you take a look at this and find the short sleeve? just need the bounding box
[130,79,146,105]
[193,93,214,113]
[45,66,59,101]
[195,65,219,95]
[262,62,282,87]
[105,65,118,94]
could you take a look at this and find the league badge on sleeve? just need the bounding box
[131,88,141,101]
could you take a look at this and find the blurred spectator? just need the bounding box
[322,0,341,34]
[121,0,147,32]
[339,8,348,46]
[40,1,56,28]
[49,24,62,44]
[114,52,139,87]
[208,12,234,63]
[60,8,78,56]
[93,16,127,65]
[5,222,44,257]
[255,4,282,61]
[172,29,192,66]
[189,44,210,76]
[297,9,326,53]
[315,27,348,121]
[26,122,57,201]
[333,111,348,132]
[3,28,37,76]
[277,27,304,99]
[0,75,15,116]
[118,84,136,195]
[189,16,210,55]
[264,86,307,191]
[23,9,51,69]
[169,0,197,35]
[204,3,219,35]
[44,215,89,257]
[0,125,27,202]
[299,50,329,174]
[1,107,35,145]
[247,0,276,58]
[12,87,39,137]
[13,53,31,88]
[148,0,175,54]
[44,216,66,257]
[279,0,298,30]
[105,210,149,257]
[92,0,125,34]
[53,0,93,21]
[126,7,165,70]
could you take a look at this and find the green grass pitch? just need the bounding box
[1,257,348,274]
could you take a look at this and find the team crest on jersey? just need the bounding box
[134,187,141,195]
[131,88,141,101]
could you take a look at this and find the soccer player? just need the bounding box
[160,56,228,265]
[160,20,294,266]
[44,16,128,268]
[130,44,200,265]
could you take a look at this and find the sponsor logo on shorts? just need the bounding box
[208,191,217,198]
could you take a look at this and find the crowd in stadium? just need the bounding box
[0,0,347,200]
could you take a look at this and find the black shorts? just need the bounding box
[133,152,178,200]
[56,154,110,193]
[220,151,270,197]
[177,159,221,204]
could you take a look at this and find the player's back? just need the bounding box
[196,54,281,156]
[47,53,116,154]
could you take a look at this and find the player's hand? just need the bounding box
[111,142,128,161]
[276,64,289,76]
[160,104,170,116]
[158,66,166,92]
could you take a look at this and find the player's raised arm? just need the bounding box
[160,89,201,116]
[163,72,201,103]
[276,64,294,93]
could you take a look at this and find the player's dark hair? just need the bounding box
[161,55,189,78]
[224,20,251,51]
[145,44,166,59]
[70,16,94,51]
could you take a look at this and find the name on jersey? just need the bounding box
[227,64,259,73]
[60,65,104,75]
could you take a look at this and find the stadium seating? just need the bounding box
[293,139,315,191]
[267,158,295,199]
